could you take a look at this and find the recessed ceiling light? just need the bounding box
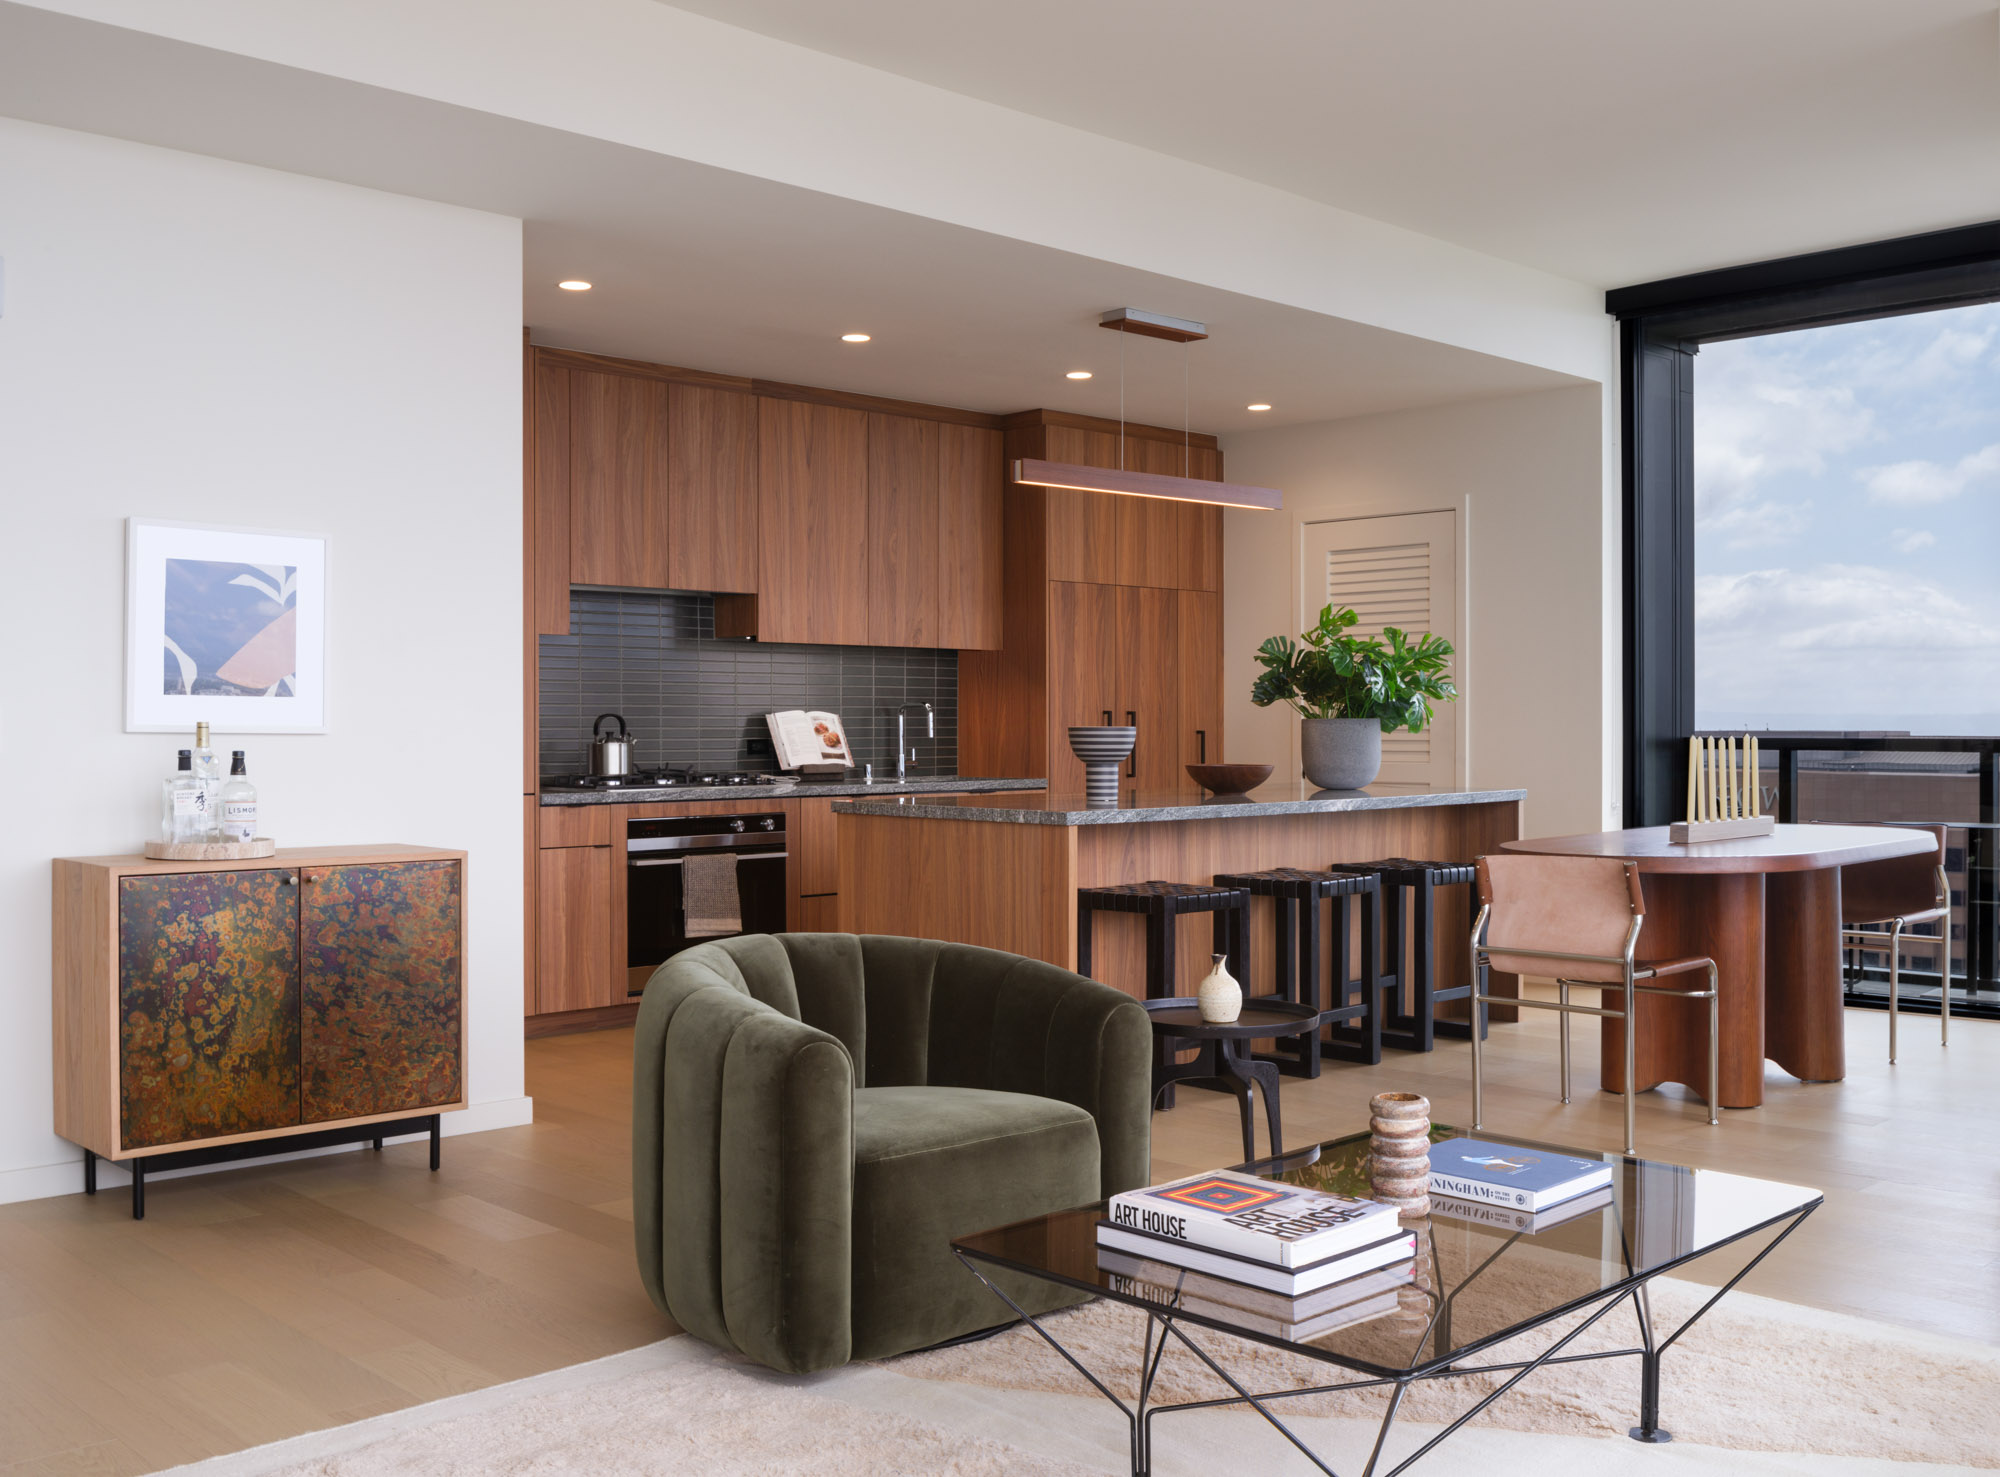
[841,333,871,343]
[1066,370,1093,380]
[557,280,592,291]
[1247,403,1272,412]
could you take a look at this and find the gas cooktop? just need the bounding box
[543,769,791,792]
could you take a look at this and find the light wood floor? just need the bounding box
[2,995,1994,1475]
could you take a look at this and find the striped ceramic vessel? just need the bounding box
[1067,726,1136,808]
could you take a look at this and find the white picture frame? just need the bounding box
[124,518,328,733]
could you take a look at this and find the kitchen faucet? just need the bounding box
[894,702,934,783]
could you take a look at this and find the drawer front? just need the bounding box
[118,871,301,1150]
[301,860,463,1122]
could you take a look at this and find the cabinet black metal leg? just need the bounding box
[429,1115,441,1171]
[83,1149,96,1195]
[372,1136,384,1151]
[131,1158,146,1220]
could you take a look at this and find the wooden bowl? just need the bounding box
[1185,762,1273,795]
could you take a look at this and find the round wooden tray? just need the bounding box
[143,837,276,861]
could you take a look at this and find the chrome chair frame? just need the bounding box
[1842,851,1952,1065]
[1469,899,1719,1156]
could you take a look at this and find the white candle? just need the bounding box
[1687,738,1700,824]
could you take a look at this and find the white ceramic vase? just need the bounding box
[1196,953,1242,1023]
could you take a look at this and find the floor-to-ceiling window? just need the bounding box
[1693,303,2000,1012]
[1614,223,2000,1018]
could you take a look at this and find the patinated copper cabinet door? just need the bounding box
[119,871,302,1149]
[300,861,463,1122]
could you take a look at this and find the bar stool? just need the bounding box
[1469,853,1719,1155]
[1210,867,1383,1074]
[1330,857,1480,1052]
[1077,881,1250,1107]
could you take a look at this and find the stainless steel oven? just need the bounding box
[626,812,788,994]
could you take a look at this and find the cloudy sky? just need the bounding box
[1695,301,2000,734]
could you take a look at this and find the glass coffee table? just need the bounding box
[952,1126,1820,1477]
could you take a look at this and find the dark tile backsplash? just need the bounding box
[539,590,958,780]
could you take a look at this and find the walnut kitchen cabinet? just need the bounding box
[739,397,870,645]
[937,422,1005,649]
[52,846,466,1216]
[867,412,940,647]
[535,844,616,1014]
[959,410,1229,790]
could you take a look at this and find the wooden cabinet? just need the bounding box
[750,397,869,644]
[867,412,940,647]
[569,368,670,589]
[961,410,1228,789]
[666,384,759,593]
[531,348,1004,649]
[1177,589,1225,769]
[937,423,1004,650]
[1117,585,1181,792]
[536,845,614,1014]
[795,796,841,898]
[53,847,466,1165]
[549,361,760,598]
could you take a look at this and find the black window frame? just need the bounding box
[1607,220,2000,825]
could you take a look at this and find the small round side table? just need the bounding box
[1141,998,1322,1165]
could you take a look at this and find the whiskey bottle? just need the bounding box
[219,751,258,844]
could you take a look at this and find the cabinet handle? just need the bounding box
[280,874,298,886]
[1196,729,1207,763]
[1126,711,1137,778]
[1102,710,1114,726]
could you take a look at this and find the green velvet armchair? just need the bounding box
[632,933,1152,1373]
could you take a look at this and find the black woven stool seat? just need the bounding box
[1080,880,1246,911]
[1336,857,1476,887]
[1215,866,1381,898]
[1325,856,1482,1053]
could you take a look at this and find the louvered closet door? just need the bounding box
[1302,511,1458,791]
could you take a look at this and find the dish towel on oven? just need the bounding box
[682,853,743,938]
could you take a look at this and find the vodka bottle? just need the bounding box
[162,750,202,843]
[191,721,223,840]
[219,751,258,844]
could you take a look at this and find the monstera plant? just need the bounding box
[1251,604,1456,789]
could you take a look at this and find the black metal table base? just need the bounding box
[1153,1040,1283,1163]
[955,1200,1816,1476]
[84,1114,443,1220]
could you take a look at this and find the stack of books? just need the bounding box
[1095,1169,1416,1340]
[1425,1137,1615,1231]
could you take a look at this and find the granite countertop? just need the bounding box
[538,776,1047,807]
[830,779,1526,826]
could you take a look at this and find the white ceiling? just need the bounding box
[0,1,1580,432]
[663,0,2000,287]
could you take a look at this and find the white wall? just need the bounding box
[0,118,528,1203]
[1221,386,1616,838]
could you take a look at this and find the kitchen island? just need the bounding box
[834,782,1523,1005]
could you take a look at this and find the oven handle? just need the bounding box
[630,852,788,867]
[628,831,786,854]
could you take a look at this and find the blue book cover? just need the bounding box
[1427,1138,1613,1211]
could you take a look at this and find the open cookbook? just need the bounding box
[765,710,852,771]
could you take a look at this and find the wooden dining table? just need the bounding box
[1499,824,1938,1108]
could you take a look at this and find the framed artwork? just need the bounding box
[125,518,328,733]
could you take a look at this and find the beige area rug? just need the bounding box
[153,1287,1997,1477]
[890,1275,2000,1470]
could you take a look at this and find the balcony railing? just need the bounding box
[1699,732,2000,1023]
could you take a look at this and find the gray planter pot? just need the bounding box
[1300,717,1382,790]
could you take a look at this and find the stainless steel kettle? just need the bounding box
[589,713,635,776]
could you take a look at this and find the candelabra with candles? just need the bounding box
[1669,734,1777,843]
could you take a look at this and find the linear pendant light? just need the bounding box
[1011,459,1283,510]
[1014,308,1284,513]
